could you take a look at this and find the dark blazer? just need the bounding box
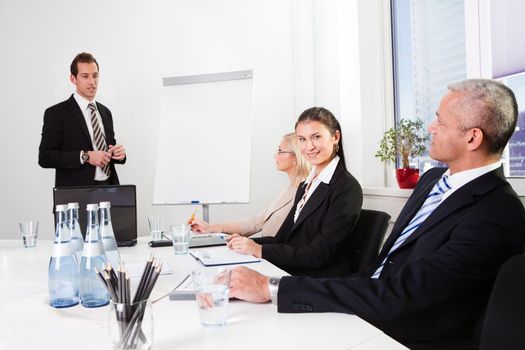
[277,167,525,346]
[254,160,363,277]
[39,95,126,187]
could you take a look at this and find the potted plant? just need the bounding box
[375,118,430,189]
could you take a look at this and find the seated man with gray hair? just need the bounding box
[229,79,525,349]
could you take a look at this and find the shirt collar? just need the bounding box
[444,161,501,191]
[73,93,97,112]
[305,156,340,185]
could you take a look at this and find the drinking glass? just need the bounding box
[19,221,39,248]
[192,267,231,327]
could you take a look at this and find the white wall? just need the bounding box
[0,0,299,239]
[0,0,426,241]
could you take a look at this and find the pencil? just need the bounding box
[133,255,155,304]
[106,262,119,292]
[188,209,197,224]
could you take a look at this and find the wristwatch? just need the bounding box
[268,277,281,305]
[81,150,90,163]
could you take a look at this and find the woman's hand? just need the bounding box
[190,218,211,233]
[227,233,262,258]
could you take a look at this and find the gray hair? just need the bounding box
[447,79,518,155]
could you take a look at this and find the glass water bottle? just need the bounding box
[48,204,80,308]
[67,202,84,262]
[79,203,109,308]
[99,201,121,269]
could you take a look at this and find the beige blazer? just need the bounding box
[236,184,297,237]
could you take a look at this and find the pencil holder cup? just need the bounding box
[109,300,153,350]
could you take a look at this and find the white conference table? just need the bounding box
[0,238,407,350]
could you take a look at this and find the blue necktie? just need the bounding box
[371,174,451,279]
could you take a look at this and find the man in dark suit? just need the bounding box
[229,79,525,348]
[39,52,126,187]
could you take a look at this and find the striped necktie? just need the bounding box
[88,103,111,176]
[371,174,451,279]
[294,177,316,222]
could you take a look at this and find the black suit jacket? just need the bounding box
[254,160,363,277]
[39,95,126,187]
[277,167,525,346]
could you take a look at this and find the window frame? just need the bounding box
[380,0,525,195]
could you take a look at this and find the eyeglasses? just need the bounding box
[276,148,294,155]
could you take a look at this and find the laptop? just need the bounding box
[53,185,138,247]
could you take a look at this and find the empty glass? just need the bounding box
[170,224,191,255]
[147,216,163,241]
[19,221,39,248]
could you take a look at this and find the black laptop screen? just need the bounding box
[52,185,137,246]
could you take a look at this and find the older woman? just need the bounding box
[191,133,310,237]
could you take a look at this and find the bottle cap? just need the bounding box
[99,201,111,208]
[86,203,99,211]
[56,204,68,212]
[67,202,79,209]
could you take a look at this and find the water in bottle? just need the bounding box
[67,202,84,263]
[48,204,80,308]
[99,201,121,269]
[80,203,110,308]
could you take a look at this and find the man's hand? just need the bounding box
[227,234,262,258]
[230,266,271,303]
[108,144,126,160]
[87,150,112,167]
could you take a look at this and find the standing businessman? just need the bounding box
[229,79,525,348]
[39,52,126,187]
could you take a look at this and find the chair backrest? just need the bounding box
[479,254,525,350]
[348,209,391,273]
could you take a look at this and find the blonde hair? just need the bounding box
[282,133,311,186]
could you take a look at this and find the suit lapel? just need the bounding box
[401,190,474,247]
[287,161,345,237]
[67,95,92,145]
[378,172,440,258]
[290,183,329,231]
[96,102,110,142]
[393,167,506,252]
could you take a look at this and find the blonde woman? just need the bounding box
[191,133,310,237]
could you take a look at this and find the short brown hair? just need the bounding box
[70,52,99,77]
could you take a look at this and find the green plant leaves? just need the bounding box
[375,118,430,168]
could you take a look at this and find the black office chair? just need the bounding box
[479,254,525,350]
[347,209,391,272]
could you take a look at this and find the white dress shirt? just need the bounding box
[442,161,501,202]
[73,93,109,181]
[293,156,340,222]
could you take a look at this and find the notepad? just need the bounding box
[189,249,261,266]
